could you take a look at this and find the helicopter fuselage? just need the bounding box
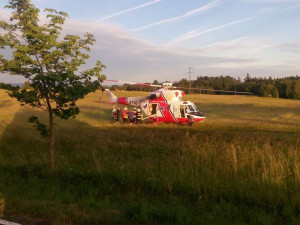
[105,88,205,124]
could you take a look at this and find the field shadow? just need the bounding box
[0,104,299,225]
[0,107,197,224]
[0,99,13,108]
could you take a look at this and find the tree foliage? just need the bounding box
[0,0,106,169]
[173,75,300,99]
[111,75,300,99]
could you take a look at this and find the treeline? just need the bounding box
[174,74,300,99]
[107,75,300,100]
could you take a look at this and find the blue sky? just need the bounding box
[1,0,300,83]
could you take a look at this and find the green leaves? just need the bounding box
[0,0,106,136]
[53,106,80,120]
[0,82,19,91]
[82,60,106,78]
[29,116,49,137]
[0,0,106,169]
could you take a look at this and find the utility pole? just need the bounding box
[189,66,192,94]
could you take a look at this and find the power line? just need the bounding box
[189,66,191,94]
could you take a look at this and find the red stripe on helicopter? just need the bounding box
[169,109,178,122]
[105,79,155,87]
[118,97,128,105]
[155,108,164,122]
[137,83,151,86]
[160,92,168,103]
[160,110,177,123]
[160,93,178,123]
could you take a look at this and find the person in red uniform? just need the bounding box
[122,107,129,123]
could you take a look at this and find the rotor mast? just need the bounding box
[162,82,173,90]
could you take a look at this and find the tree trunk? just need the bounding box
[49,111,55,170]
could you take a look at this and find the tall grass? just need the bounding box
[0,90,299,224]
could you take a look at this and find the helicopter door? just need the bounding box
[180,105,186,118]
[149,104,158,115]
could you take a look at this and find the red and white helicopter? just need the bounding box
[103,79,205,125]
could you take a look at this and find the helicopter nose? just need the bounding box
[194,111,204,117]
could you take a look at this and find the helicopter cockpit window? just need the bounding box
[187,105,195,112]
[193,104,199,112]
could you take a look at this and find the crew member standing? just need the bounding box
[133,107,137,123]
[117,107,122,124]
[112,108,118,123]
[136,108,143,124]
[122,107,129,123]
[128,110,134,124]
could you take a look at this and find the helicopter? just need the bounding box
[103,79,205,126]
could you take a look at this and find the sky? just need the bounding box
[0,0,300,83]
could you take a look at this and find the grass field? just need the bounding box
[0,89,300,225]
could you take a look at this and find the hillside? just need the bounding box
[0,89,299,225]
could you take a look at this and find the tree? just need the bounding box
[286,81,292,99]
[291,79,300,100]
[153,80,159,85]
[0,0,106,169]
[258,84,274,97]
[245,73,251,82]
[272,87,279,98]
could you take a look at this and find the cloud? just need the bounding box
[259,2,300,13]
[62,18,299,80]
[278,42,300,54]
[98,0,162,21]
[167,17,253,45]
[0,73,26,83]
[284,2,300,10]
[56,18,269,81]
[240,0,300,3]
[32,0,47,2]
[0,8,11,20]
[132,0,221,31]
[1,8,299,83]
[197,36,273,57]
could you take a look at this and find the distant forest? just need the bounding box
[109,74,300,100]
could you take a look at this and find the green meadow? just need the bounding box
[0,89,299,225]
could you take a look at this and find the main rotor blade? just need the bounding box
[173,86,253,95]
[104,79,162,88]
